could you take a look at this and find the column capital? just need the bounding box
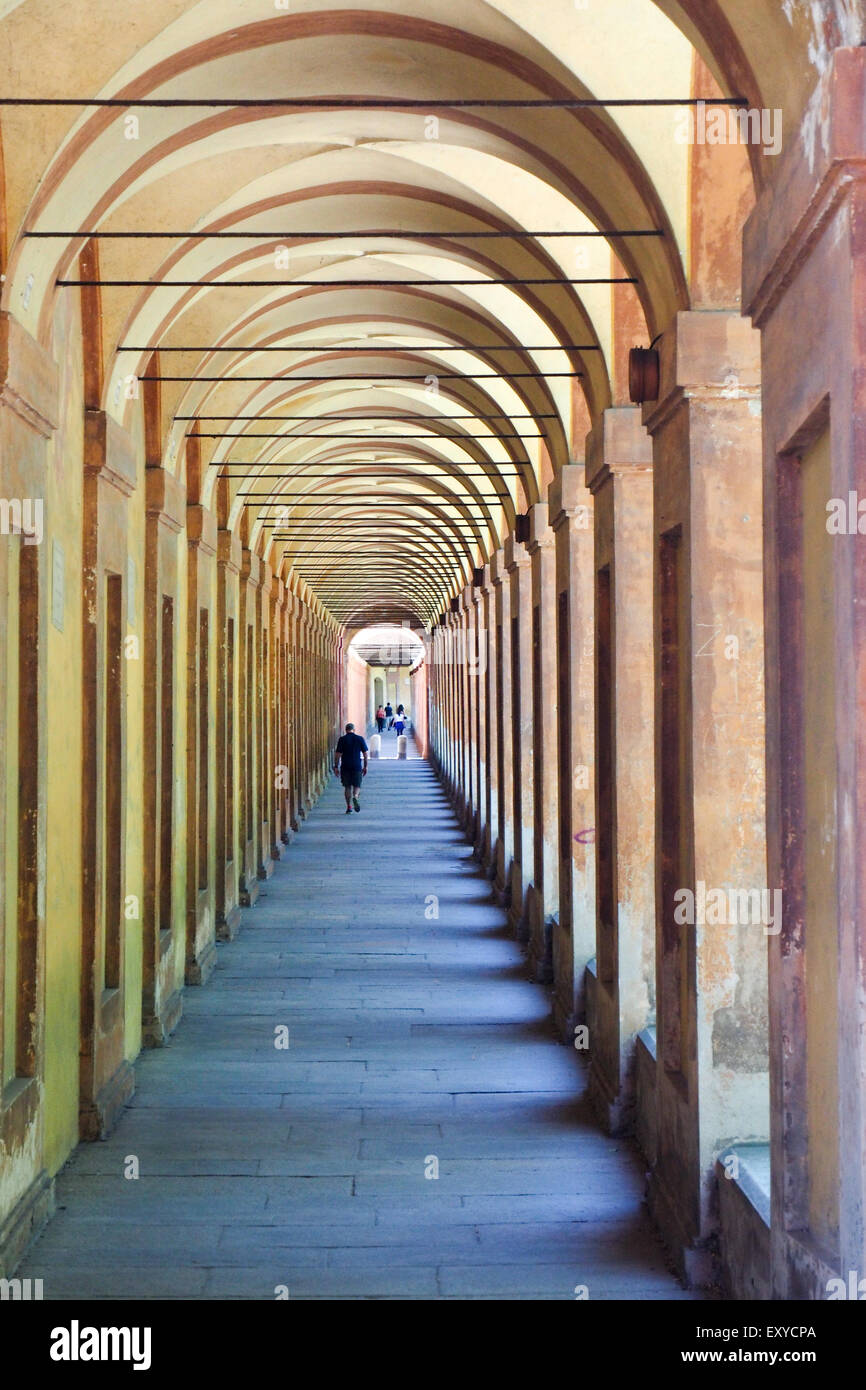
[549,463,592,533]
[478,562,497,599]
[240,547,261,589]
[744,46,866,326]
[186,503,217,556]
[585,406,653,493]
[217,527,242,574]
[460,584,476,614]
[641,310,761,436]
[525,501,554,555]
[0,311,59,437]
[84,410,136,497]
[503,532,530,573]
[489,548,509,586]
[146,464,186,534]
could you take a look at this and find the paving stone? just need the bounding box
[19,755,692,1301]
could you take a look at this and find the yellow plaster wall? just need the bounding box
[41,291,84,1174]
[122,405,146,1061]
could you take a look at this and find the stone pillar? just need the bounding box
[464,584,481,836]
[430,625,444,773]
[185,502,218,985]
[286,593,301,832]
[549,465,595,1041]
[447,610,462,804]
[525,503,559,982]
[297,600,312,818]
[256,561,275,884]
[490,549,515,904]
[215,527,242,940]
[237,547,261,906]
[584,408,655,1133]
[471,574,488,859]
[457,600,470,818]
[479,566,499,874]
[142,464,187,1043]
[743,45,866,1300]
[642,309,768,1286]
[0,315,59,1263]
[271,576,291,854]
[505,534,534,937]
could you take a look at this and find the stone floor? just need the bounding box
[22,737,702,1299]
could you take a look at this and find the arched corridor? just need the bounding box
[1,0,865,1315]
[17,750,694,1300]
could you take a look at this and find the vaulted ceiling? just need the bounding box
[1,0,857,625]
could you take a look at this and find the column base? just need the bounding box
[472,822,486,859]
[646,1167,714,1289]
[0,1170,55,1278]
[492,860,511,907]
[216,903,242,942]
[79,1059,136,1141]
[507,863,528,941]
[587,1057,634,1136]
[526,889,555,982]
[142,988,184,1049]
[257,857,275,881]
[239,879,260,908]
[552,931,578,1042]
[552,991,576,1044]
[186,937,218,987]
[776,1232,839,1301]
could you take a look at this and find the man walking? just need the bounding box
[334,722,369,814]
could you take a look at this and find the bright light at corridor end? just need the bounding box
[349,625,427,667]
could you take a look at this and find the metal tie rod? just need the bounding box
[139,371,582,381]
[0,96,746,108]
[60,276,634,287]
[120,344,600,353]
[177,413,556,420]
[29,228,662,239]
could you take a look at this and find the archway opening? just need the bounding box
[347,624,426,752]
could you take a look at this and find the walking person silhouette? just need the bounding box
[334,722,369,814]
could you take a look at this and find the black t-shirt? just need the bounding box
[336,732,368,772]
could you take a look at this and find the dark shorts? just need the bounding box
[340,770,362,789]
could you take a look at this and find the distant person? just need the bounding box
[334,722,368,814]
[394,704,407,736]
[375,705,386,732]
[385,701,394,729]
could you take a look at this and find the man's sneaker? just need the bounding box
[345,807,352,815]
[353,796,361,812]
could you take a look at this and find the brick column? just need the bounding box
[257,561,275,883]
[286,593,301,832]
[238,547,261,907]
[526,502,559,982]
[584,408,655,1133]
[743,44,866,1300]
[215,527,242,940]
[643,309,768,1286]
[471,573,488,859]
[490,549,514,905]
[505,534,534,938]
[185,502,218,985]
[459,585,476,832]
[479,566,499,874]
[549,465,595,1041]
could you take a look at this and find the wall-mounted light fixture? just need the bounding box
[628,333,662,404]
